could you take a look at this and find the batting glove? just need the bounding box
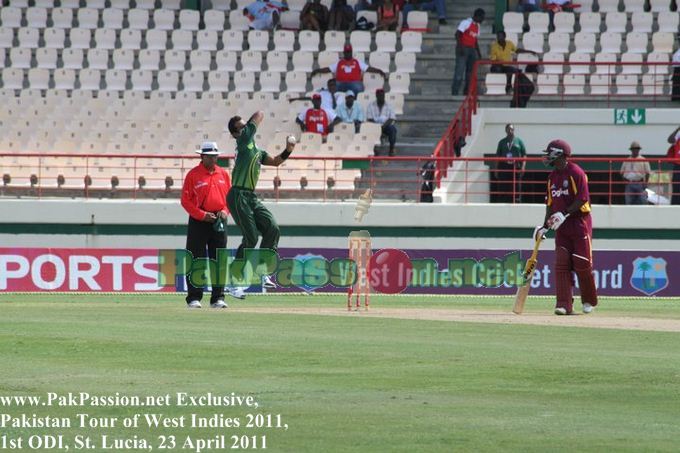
[533,225,548,241]
[547,212,567,230]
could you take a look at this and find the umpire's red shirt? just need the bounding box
[181,163,231,221]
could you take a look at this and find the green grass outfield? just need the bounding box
[1,293,680,452]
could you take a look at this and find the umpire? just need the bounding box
[180,141,233,309]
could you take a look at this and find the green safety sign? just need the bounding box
[614,108,646,125]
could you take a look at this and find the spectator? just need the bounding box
[366,89,397,156]
[489,31,538,94]
[402,0,447,28]
[243,1,281,30]
[296,93,340,136]
[289,78,346,111]
[377,0,400,30]
[420,159,436,202]
[335,91,365,133]
[311,44,386,93]
[493,123,526,203]
[328,0,356,31]
[620,141,651,205]
[545,0,573,30]
[672,35,680,102]
[300,0,329,31]
[451,8,485,96]
[516,0,539,13]
[667,125,680,204]
[354,0,381,13]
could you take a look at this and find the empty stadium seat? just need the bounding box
[204,10,226,31]
[647,52,670,75]
[62,48,85,69]
[502,12,524,34]
[626,32,649,53]
[158,70,180,92]
[172,30,194,51]
[553,12,575,33]
[52,8,74,29]
[259,71,281,92]
[350,31,372,53]
[543,52,565,74]
[215,50,237,71]
[113,49,134,70]
[598,0,620,12]
[369,51,391,73]
[207,71,230,92]
[563,74,585,94]
[285,71,307,92]
[537,74,559,94]
[9,48,31,69]
[630,12,652,33]
[94,28,116,49]
[578,12,601,33]
[102,8,124,29]
[324,31,345,52]
[376,31,397,52]
[400,31,422,53]
[77,8,99,29]
[568,52,591,74]
[1,7,22,28]
[44,28,66,49]
[138,49,160,70]
[79,68,102,90]
[594,52,617,74]
[406,11,428,30]
[86,49,109,70]
[521,32,544,54]
[164,50,187,71]
[620,52,643,74]
[241,51,263,71]
[274,30,295,52]
[623,0,646,11]
[120,29,142,49]
[183,71,204,92]
[616,74,638,94]
[154,9,176,30]
[528,12,549,33]
[574,32,596,53]
[589,74,612,94]
[548,33,570,53]
[652,32,674,53]
[196,30,217,51]
[600,32,622,53]
[234,71,255,92]
[128,9,150,30]
[26,7,48,29]
[131,70,153,91]
[604,12,627,33]
[18,28,40,48]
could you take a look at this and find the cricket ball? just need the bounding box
[286,135,296,145]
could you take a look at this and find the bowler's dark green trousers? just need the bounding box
[227,187,280,259]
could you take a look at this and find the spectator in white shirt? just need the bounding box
[335,91,365,133]
[289,78,346,111]
[366,89,397,156]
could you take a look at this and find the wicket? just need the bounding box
[347,230,372,311]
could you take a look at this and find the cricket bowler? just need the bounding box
[534,139,599,315]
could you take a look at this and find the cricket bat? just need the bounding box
[512,234,544,315]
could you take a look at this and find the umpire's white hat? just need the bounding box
[196,141,220,156]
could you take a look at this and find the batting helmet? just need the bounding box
[543,139,571,165]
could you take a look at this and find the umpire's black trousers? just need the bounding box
[185,216,226,304]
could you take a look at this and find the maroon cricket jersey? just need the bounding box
[546,162,592,235]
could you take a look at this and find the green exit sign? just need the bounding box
[614,108,646,125]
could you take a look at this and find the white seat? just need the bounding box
[36,48,58,69]
[589,74,612,94]
[189,50,211,71]
[138,49,160,70]
[548,33,570,53]
[484,73,506,94]
[79,68,102,90]
[641,74,666,95]
[62,48,84,69]
[131,70,152,91]
[266,50,288,72]
[127,9,150,30]
[87,49,109,70]
[292,50,313,72]
[324,31,345,52]
[604,12,627,33]
[77,8,99,29]
[221,30,243,51]
[279,10,300,30]
[44,28,66,49]
[615,74,638,94]
[537,74,559,95]
[574,32,596,53]
[164,50,186,71]
[298,30,320,52]
[120,29,142,49]
[182,70,204,92]
[502,12,524,34]
[369,51,390,73]
[578,12,601,33]
[1,68,24,89]
[215,50,237,71]
[521,32,544,54]
[273,30,294,52]
[375,31,397,53]
[285,71,307,92]
[350,31,371,53]
[102,8,124,29]
[594,52,617,74]
[210,0,231,10]
[207,71,230,92]
[240,51,262,71]
[406,11,427,30]
[109,0,131,8]
[0,28,13,49]
[259,71,281,92]
[646,52,670,75]
[317,50,338,69]
[18,28,40,48]
[248,30,270,51]
[113,49,134,70]
[657,11,679,32]
[34,0,56,6]
[51,8,74,29]
[623,0,645,11]
[196,30,217,51]
[630,12,652,32]
[27,68,49,89]
[652,32,674,53]
[54,68,76,90]
[179,10,200,31]
[563,74,585,94]
[158,70,179,92]
[146,29,168,50]
[620,52,643,74]
[234,71,255,92]
[9,48,31,69]
[94,28,116,49]
[153,9,175,30]
[626,32,648,53]
[600,32,622,53]
[542,52,565,74]
[204,10,225,31]
[553,12,575,33]
[649,0,673,11]
[567,52,591,74]
[160,0,181,10]
[105,69,126,91]
[172,30,194,51]
[26,7,48,28]
[598,0,620,12]
[363,72,383,92]
[388,72,409,94]
[528,12,549,33]
[395,51,416,73]
[2,6,23,28]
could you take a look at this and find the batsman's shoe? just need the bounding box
[228,287,246,300]
[582,303,594,314]
[554,307,572,315]
[210,299,228,309]
[262,275,277,289]
[187,300,202,309]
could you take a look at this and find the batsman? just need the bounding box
[534,139,598,315]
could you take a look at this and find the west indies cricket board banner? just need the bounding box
[0,247,676,297]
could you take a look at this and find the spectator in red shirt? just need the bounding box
[180,142,242,308]
[296,93,341,136]
[451,8,485,95]
[311,44,386,94]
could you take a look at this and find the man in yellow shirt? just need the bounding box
[489,31,537,93]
